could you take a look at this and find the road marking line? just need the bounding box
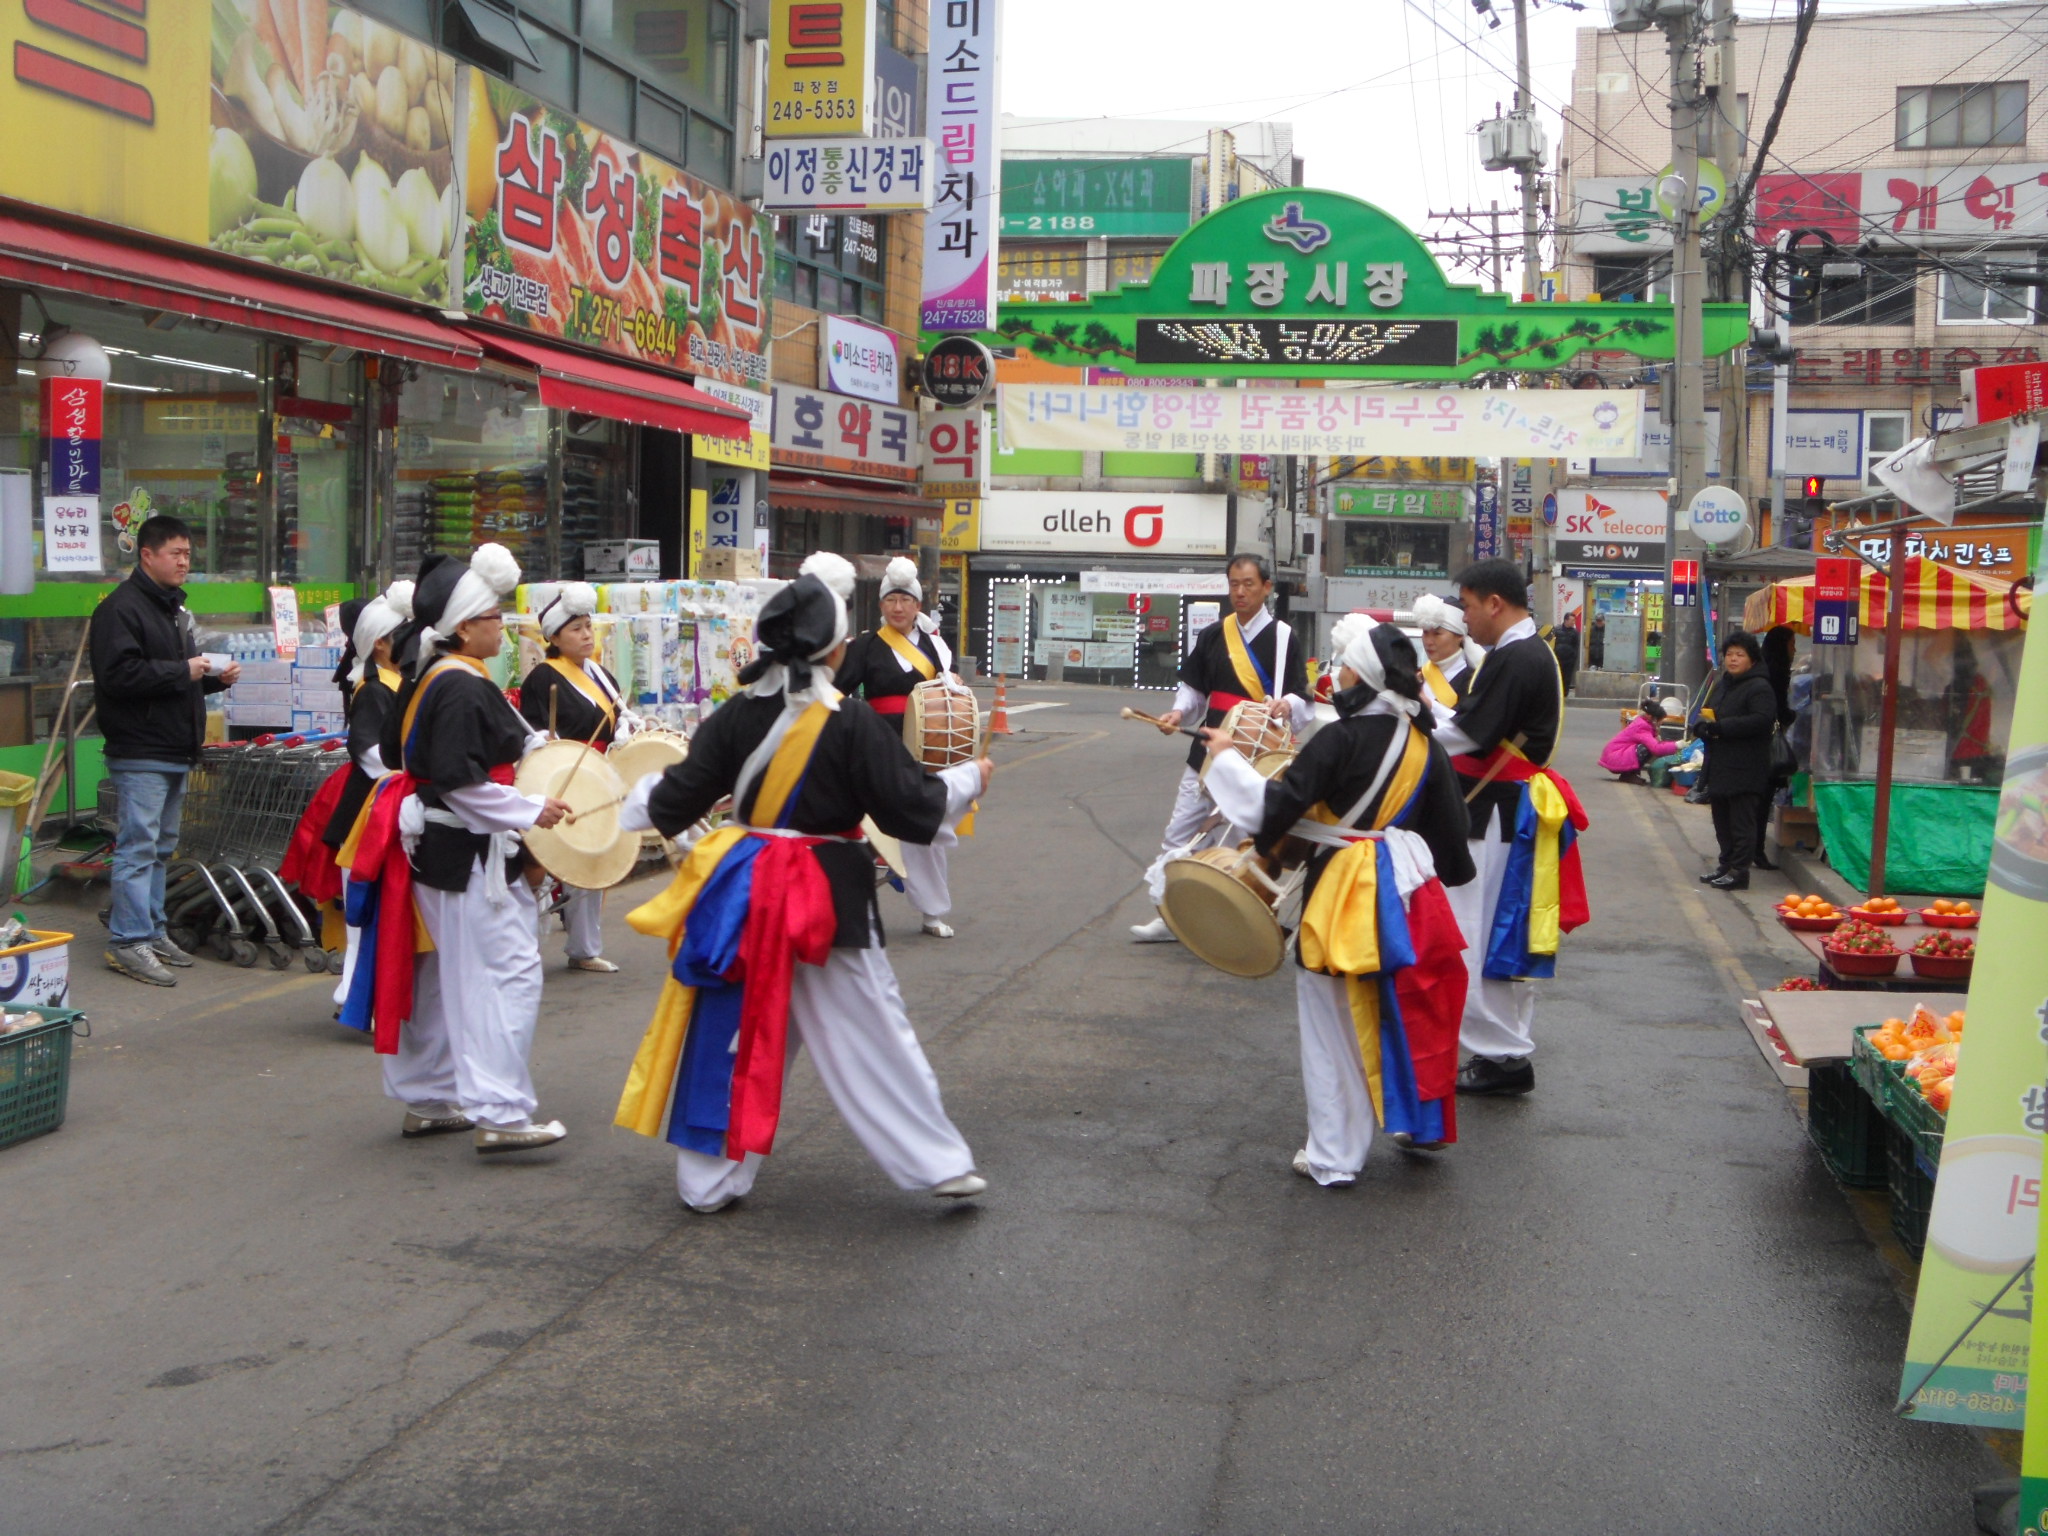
[998,702,1068,716]
[1614,785,1762,998]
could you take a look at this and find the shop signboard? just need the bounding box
[1902,612,2048,1433]
[938,498,980,552]
[979,492,1227,557]
[824,315,900,403]
[766,0,878,137]
[874,41,920,138]
[705,473,746,549]
[1327,455,1474,483]
[41,496,100,573]
[1000,158,1197,239]
[1555,488,1669,572]
[998,384,1643,459]
[458,76,772,388]
[693,382,773,471]
[1852,526,2029,585]
[1758,162,2048,248]
[1324,575,1445,614]
[921,407,988,495]
[921,0,1001,332]
[1472,480,1501,561]
[762,137,933,212]
[1811,555,1859,645]
[1329,486,1464,519]
[41,379,101,497]
[771,384,917,482]
[1077,571,1230,597]
[973,188,1746,380]
[1768,409,1864,479]
[1591,407,1724,477]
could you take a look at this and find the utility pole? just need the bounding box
[1514,0,1542,299]
[1426,203,1514,290]
[1708,0,1747,516]
[1664,18,1710,693]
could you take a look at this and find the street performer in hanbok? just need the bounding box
[1411,592,1485,709]
[1430,559,1589,1097]
[1133,555,1312,943]
[338,545,574,1153]
[614,560,992,1213]
[520,581,629,973]
[1200,617,1474,1184]
[833,554,969,939]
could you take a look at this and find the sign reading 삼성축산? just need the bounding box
[1900,601,2048,1432]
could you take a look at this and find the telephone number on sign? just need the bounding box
[1004,215,1098,233]
[771,98,862,125]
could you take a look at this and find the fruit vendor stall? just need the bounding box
[1744,558,2028,895]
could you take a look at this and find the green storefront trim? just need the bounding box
[0,581,356,619]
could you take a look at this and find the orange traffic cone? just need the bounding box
[988,674,1013,735]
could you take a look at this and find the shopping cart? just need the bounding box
[162,734,347,970]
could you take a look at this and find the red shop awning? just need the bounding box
[0,203,485,371]
[770,474,945,521]
[476,332,750,438]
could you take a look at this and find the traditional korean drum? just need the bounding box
[609,728,688,790]
[516,739,639,889]
[1198,699,1294,783]
[1158,844,1301,979]
[903,679,980,767]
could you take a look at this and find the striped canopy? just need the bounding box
[1743,557,2026,634]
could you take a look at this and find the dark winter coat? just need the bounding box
[88,568,229,765]
[1698,671,1778,800]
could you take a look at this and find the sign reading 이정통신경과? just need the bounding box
[763,137,933,211]
[461,74,772,387]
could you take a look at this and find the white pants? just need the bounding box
[383,867,545,1127]
[1296,971,1374,1184]
[333,874,361,1006]
[673,942,976,1209]
[543,884,604,959]
[1144,765,1226,905]
[1446,827,1537,1061]
[900,834,954,920]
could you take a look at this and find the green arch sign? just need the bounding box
[948,187,1747,381]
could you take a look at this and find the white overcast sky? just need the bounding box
[998,0,1979,272]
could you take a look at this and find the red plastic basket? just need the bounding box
[1778,910,1846,932]
[1846,907,1909,926]
[1919,909,1980,929]
[1909,951,1975,981]
[1824,946,1903,977]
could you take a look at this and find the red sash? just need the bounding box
[1207,690,1251,714]
[281,762,351,906]
[868,694,910,716]
[724,834,839,1157]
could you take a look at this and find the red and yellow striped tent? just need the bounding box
[1744,556,2027,634]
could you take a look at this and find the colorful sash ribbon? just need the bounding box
[878,624,938,681]
[545,656,617,731]
[1452,746,1592,980]
[1221,615,1272,702]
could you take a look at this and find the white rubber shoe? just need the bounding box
[920,916,955,939]
[1129,917,1178,943]
[474,1119,568,1154]
[930,1173,988,1199]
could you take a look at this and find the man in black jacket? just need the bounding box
[89,516,239,985]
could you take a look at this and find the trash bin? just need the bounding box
[0,770,34,900]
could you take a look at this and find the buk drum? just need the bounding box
[608,728,688,791]
[1158,844,1302,979]
[1199,700,1293,783]
[904,679,980,767]
[515,739,639,890]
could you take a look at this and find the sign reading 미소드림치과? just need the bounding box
[921,0,1000,332]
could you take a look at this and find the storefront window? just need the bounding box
[583,0,734,119]
[562,412,634,577]
[394,367,551,577]
[773,214,886,321]
[1340,520,1452,580]
[274,346,362,587]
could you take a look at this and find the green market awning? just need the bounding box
[948,188,1748,382]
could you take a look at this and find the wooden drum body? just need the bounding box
[1199,700,1293,783]
[904,679,980,767]
[1159,845,1301,979]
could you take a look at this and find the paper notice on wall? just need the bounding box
[269,586,301,660]
[42,495,100,572]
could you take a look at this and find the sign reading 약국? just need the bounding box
[772,383,917,482]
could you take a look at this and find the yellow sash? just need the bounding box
[545,656,617,730]
[1221,615,1269,702]
[1421,661,1457,708]
[1527,772,1570,958]
[878,624,937,681]
[1293,723,1432,1122]
[375,664,402,692]
[613,698,836,1139]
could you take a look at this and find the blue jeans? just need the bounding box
[108,762,188,946]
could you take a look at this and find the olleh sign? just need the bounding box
[979,492,1226,557]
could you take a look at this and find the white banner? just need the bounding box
[999,385,1643,460]
[762,137,933,212]
[921,0,1000,331]
[980,491,1227,557]
[41,494,99,572]
[1077,570,1230,596]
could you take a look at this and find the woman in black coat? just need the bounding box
[1697,631,1779,889]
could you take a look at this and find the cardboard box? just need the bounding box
[0,930,71,1009]
[698,546,762,581]
[584,539,662,578]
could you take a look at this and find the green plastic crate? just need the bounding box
[1883,1068,1949,1173]
[0,1007,83,1150]
[1806,1061,1890,1189]
[1886,1122,1938,1260]
[1851,1025,1893,1104]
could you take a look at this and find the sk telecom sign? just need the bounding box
[767,0,878,137]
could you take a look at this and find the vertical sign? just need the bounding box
[269,586,301,660]
[1901,611,2048,1431]
[1472,480,1502,561]
[707,472,744,548]
[1812,555,1860,645]
[990,581,1026,677]
[921,0,1000,332]
[766,0,878,137]
[1670,558,1699,607]
[41,377,101,497]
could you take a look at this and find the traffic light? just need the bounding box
[1802,475,1826,500]
[1749,323,1796,367]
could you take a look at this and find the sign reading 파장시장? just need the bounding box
[1000,158,1196,239]
[921,0,1000,332]
[961,188,1746,382]
[459,75,772,388]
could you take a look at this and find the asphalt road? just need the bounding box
[1,687,2002,1535]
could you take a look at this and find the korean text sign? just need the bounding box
[921,407,987,492]
[771,384,917,481]
[41,378,101,497]
[764,137,932,211]
[998,385,1643,460]
[460,74,772,388]
[921,0,1000,332]
[766,0,877,136]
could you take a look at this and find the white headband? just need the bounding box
[1332,614,1422,721]
[880,556,922,604]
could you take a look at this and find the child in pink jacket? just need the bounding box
[1599,701,1681,783]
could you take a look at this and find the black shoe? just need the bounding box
[1699,869,1728,884]
[1456,1055,1535,1096]
[1709,871,1750,890]
[1617,770,1645,785]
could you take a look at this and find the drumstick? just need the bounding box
[554,718,607,803]
[1120,706,1206,741]
[563,794,626,826]
[1463,732,1530,804]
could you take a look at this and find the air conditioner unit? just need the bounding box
[1478,113,1548,172]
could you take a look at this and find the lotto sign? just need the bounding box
[766,0,877,136]
[1686,485,1749,546]
[1812,556,1859,645]
[921,0,1001,332]
[40,378,101,496]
